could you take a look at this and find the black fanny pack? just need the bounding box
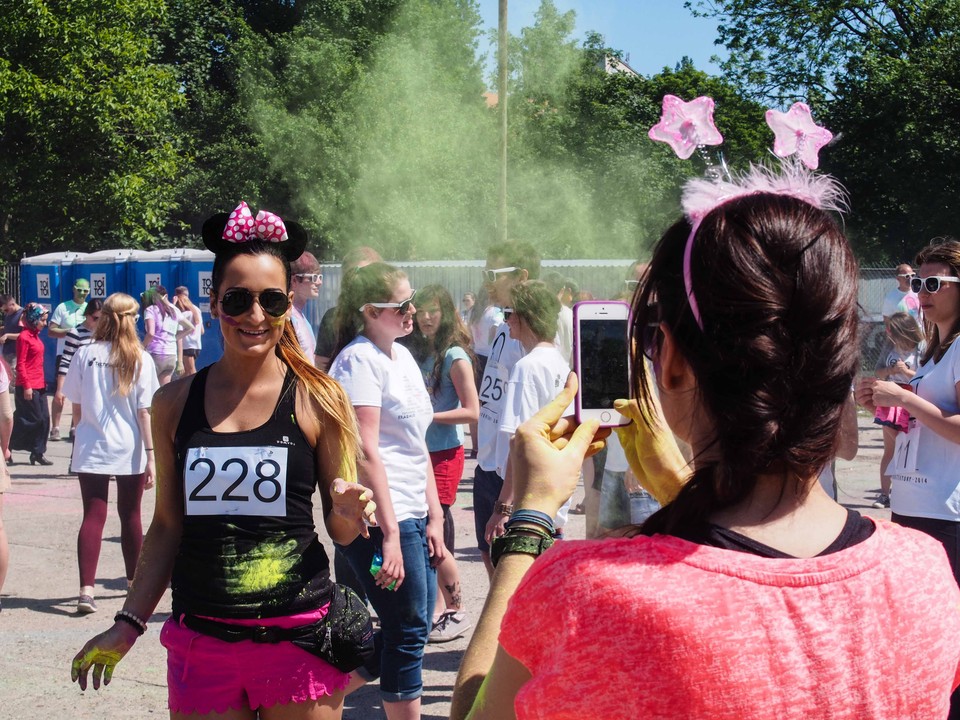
[181,584,374,673]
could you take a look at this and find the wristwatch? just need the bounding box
[490,532,554,567]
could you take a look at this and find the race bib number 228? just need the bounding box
[184,446,288,516]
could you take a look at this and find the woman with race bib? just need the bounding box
[71,202,376,720]
[858,239,960,584]
[330,263,446,720]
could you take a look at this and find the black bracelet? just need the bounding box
[114,610,147,636]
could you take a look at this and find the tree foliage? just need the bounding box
[690,0,960,261]
[0,0,185,258]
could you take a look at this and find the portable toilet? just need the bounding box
[178,248,221,370]
[127,249,179,337]
[19,251,88,388]
[75,249,137,300]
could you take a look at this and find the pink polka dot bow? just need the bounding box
[221,201,288,243]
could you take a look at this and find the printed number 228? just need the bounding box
[188,457,283,503]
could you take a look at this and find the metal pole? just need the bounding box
[498,0,508,243]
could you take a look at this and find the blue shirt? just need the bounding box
[421,345,471,452]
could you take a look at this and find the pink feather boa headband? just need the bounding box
[649,95,844,329]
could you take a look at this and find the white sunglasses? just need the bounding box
[482,267,518,283]
[359,291,417,315]
[910,276,960,294]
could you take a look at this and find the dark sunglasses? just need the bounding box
[219,288,290,317]
[502,307,514,320]
[910,276,960,294]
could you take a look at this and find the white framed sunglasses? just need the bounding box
[910,276,960,294]
[481,266,518,283]
[294,273,322,283]
[359,291,417,315]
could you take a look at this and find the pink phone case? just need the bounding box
[572,300,631,426]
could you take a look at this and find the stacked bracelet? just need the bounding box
[491,525,556,567]
[114,610,148,636]
[505,509,555,535]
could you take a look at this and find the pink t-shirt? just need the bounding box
[500,520,960,720]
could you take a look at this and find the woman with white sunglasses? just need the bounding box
[858,239,960,592]
[330,262,446,720]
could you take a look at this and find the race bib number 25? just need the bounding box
[184,446,288,516]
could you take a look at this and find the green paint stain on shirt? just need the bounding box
[229,538,299,594]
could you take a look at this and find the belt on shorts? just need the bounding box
[179,585,374,673]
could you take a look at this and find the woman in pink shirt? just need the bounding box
[452,183,960,720]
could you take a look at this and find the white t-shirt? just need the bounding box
[472,306,503,357]
[182,308,203,351]
[477,322,525,473]
[290,305,316,363]
[890,339,960,520]
[554,304,573,365]
[498,345,571,525]
[604,430,629,474]
[881,287,920,320]
[49,299,86,355]
[330,336,434,522]
[63,342,159,475]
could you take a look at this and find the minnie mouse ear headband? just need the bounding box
[202,201,307,263]
[649,95,844,329]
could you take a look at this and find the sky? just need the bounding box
[476,0,727,77]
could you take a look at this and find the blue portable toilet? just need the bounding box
[127,250,180,337]
[178,249,221,370]
[19,251,88,388]
[75,249,137,301]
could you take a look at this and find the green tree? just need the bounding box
[688,0,960,103]
[0,0,185,258]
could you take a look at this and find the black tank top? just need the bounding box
[171,365,332,619]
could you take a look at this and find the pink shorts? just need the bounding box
[430,445,464,506]
[159,605,349,714]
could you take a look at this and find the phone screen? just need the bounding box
[579,318,630,409]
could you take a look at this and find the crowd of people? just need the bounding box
[0,177,958,716]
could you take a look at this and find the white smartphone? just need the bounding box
[573,300,632,427]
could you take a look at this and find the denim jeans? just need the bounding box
[599,469,660,530]
[337,517,436,702]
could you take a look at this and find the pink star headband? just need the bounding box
[222,201,288,243]
[649,96,841,329]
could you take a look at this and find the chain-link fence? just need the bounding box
[0,259,903,373]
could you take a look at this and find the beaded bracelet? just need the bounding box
[505,509,555,535]
[114,610,148,636]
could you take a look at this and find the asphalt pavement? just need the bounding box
[0,411,889,719]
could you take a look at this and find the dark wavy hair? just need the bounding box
[406,284,475,395]
[632,192,859,536]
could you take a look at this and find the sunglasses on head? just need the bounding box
[910,276,960,294]
[219,288,290,317]
[481,266,518,283]
[294,273,322,283]
[360,292,417,315]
